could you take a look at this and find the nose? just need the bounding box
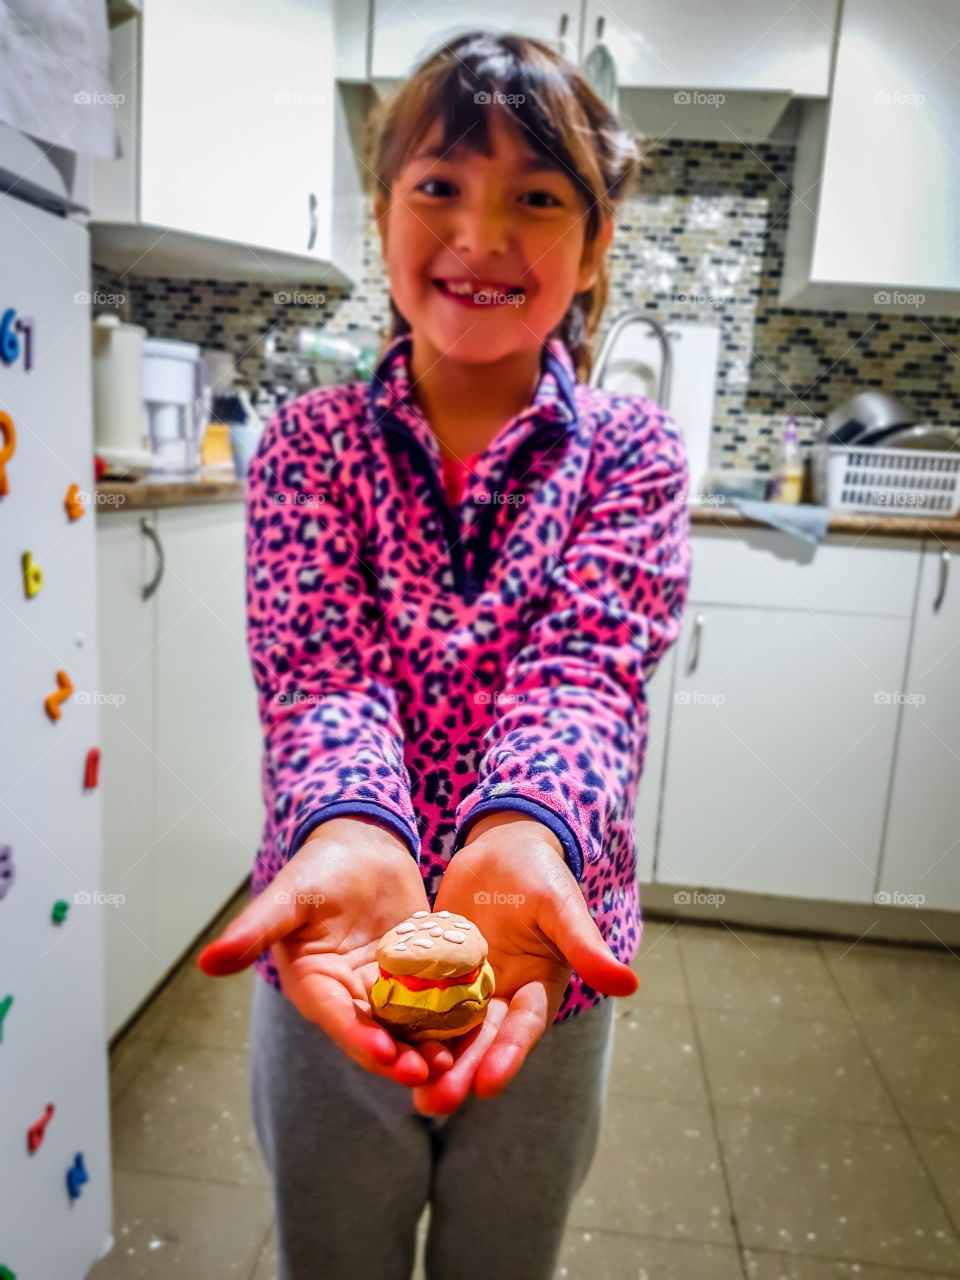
[450,197,510,260]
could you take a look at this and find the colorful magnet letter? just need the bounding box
[45,670,73,721]
[0,994,12,1043]
[52,899,69,924]
[64,483,85,521]
[0,1264,16,1280]
[15,316,34,371]
[21,550,43,598]
[0,845,13,901]
[66,1152,88,1200]
[27,1103,54,1153]
[0,411,14,497]
[84,747,100,789]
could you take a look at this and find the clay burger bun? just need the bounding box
[370,911,495,1042]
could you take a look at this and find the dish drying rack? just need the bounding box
[814,442,960,516]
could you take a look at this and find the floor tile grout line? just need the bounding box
[815,936,960,1247]
[743,1242,960,1276]
[110,1160,272,1193]
[674,934,751,1280]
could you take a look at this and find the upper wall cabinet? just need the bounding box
[91,0,366,283]
[366,1,580,80]
[781,0,960,313]
[579,0,839,95]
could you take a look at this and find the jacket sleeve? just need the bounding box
[452,402,691,879]
[246,396,420,864]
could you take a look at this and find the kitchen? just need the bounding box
[1,0,960,1277]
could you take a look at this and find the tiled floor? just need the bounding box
[90,892,960,1279]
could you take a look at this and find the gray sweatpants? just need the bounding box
[248,974,616,1280]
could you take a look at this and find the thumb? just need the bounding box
[545,888,639,998]
[197,875,312,977]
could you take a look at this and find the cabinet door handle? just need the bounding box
[558,12,569,43]
[307,191,318,252]
[685,612,704,675]
[933,547,950,613]
[141,518,164,601]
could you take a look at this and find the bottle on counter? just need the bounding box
[766,416,804,503]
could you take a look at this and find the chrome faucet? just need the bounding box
[588,310,673,407]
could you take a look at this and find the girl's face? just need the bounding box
[376,110,612,365]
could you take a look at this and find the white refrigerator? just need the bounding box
[0,122,113,1275]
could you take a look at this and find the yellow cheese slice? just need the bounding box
[371,959,495,1014]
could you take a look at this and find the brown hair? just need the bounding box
[363,30,640,382]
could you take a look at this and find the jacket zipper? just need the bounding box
[382,417,569,604]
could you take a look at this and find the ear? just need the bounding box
[576,216,614,293]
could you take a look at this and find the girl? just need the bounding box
[199,29,691,1280]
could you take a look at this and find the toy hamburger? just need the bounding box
[370,911,495,1042]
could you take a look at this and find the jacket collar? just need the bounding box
[367,330,578,471]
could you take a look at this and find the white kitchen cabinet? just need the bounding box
[96,511,162,1037]
[152,505,264,976]
[368,0,580,80]
[655,602,911,903]
[580,0,838,95]
[782,0,960,312]
[878,542,960,911]
[650,528,922,905]
[96,503,262,1035]
[91,0,365,284]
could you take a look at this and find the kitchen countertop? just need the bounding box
[95,477,960,540]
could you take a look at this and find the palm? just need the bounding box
[198,829,453,1085]
[411,826,638,1115]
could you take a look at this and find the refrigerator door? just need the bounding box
[0,192,112,1275]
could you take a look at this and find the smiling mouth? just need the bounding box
[432,279,526,305]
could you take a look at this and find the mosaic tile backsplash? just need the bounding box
[93,138,960,475]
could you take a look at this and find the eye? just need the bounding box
[415,178,457,198]
[519,189,563,208]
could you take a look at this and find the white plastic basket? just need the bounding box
[814,443,960,516]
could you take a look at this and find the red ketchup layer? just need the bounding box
[379,964,481,991]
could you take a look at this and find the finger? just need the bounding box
[196,879,314,976]
[546,890,639,999]
[411,1000,508,1116]
[471,981,551,1099]
[418,1039,455,1076]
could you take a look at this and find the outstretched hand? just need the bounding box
[196,817,454,1087]
[411,813,638,1115]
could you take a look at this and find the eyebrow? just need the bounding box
[410,146,563,174]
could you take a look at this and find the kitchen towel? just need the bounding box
[732,499,832,546]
